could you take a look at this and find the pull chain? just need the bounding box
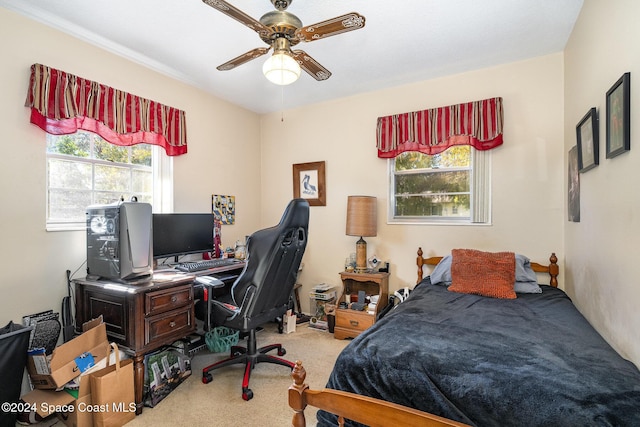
[281,86,285,122]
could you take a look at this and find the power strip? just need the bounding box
[186,335,208,357]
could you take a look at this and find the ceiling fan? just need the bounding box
[202,0,366,85]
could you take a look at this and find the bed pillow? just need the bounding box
[448,249,517,299]
[429,255,452,285]
[514,254,542,294]
[429,252,542,294]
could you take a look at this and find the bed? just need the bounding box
[306,248,640,427]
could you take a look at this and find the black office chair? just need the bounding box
[201,199,309,400]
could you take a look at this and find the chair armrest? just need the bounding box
[195,276,226,288]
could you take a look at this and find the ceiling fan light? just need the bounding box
[263,52,301,85]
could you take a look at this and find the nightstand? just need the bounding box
[334,271,389,340]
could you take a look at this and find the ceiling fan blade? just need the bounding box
[291,50,331,81]
[294,12,365,43]
[217,47,271,71]
[202,0,273,39]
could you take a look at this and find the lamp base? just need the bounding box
[355,237,367,273]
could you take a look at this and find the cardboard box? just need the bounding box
[283,309,296,334]
[22,318,111,427]
[27,318,109,390]
[56,363,102,427]
[22,358,107,427]
[308,318,329,330]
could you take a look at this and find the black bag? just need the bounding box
[0,322,33,426]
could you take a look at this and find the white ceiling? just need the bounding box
[1,0,583,114]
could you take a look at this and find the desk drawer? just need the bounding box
[145,284,193,316]
[335,309,374,332]
[145,306,194,346]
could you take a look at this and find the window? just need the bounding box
[388,146,490,224]
[46,131,172,231]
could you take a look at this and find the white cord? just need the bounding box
[281,86,285,122]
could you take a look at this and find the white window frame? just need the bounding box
[387,148,491,225]
[46,142,173,232]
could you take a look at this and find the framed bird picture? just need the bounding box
[292,161,326,206]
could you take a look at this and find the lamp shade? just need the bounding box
[346,196,377,237]
[263,52,301,86]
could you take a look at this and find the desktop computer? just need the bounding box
[86,200,153,281]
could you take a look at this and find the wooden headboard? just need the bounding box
[416,248,559,287]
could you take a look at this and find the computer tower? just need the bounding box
[86,201,153,281]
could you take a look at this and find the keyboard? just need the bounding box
[175,258,242,273]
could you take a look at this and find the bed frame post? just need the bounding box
[417,247,424,284]
[289,360,309,427]
[549,253,559,288]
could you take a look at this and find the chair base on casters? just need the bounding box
[201,329,295,401]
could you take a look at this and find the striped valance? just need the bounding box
[376,97,503,158]
[25,63,187,156]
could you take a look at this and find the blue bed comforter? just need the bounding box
[318,280,640,426]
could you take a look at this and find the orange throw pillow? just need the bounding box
[448,249,517,299]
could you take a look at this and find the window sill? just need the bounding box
[46,222,85,232]
[387,218,492,226]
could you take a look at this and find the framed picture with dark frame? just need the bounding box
[568,146,580,222]
[576,107,599,173]
[292,161,326,206]
[606,72,630,159]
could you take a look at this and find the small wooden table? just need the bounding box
[334,271,389,340]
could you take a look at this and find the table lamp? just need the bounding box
[345,196,377,273]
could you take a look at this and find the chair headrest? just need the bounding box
[278,199,310,230]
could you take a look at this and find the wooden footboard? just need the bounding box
[416,248,559,287]
[289,360,470,427]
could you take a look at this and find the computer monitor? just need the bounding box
[152,213,214,260]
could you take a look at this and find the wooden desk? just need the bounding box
[74,272,197,414]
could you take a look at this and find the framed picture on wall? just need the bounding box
[576,107,599,173]
[293,161,326,206]
[212,194,235,224]
[606,72,630,159]
[568,146,580,222]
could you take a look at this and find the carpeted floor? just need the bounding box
[127,322,349,426]
[27,322,349,427]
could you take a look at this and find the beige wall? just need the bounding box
[260,54,565,313]
[0,8,261,323]
[3,1,638,371]
[564,0,640,366]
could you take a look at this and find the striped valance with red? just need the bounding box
[25,63,187,156]
[376,97,503,158]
